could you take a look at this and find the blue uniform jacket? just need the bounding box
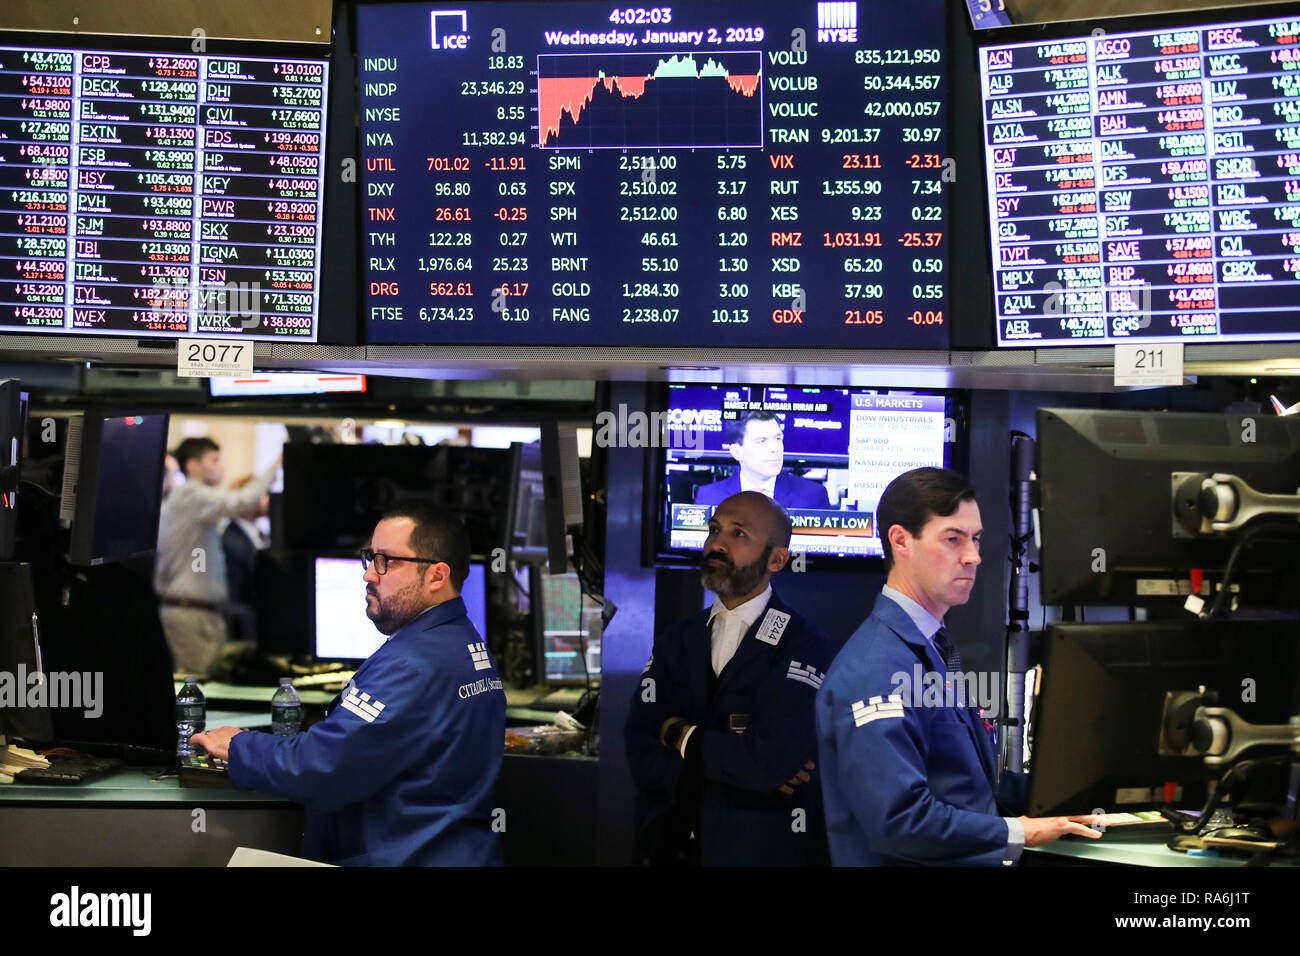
[229,597,506,866]
[815,595,1027,866]
[625,590,838,865]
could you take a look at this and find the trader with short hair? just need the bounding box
[815,467,1100,865]
[194,504,506,866]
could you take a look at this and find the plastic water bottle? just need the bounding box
[175,678,206,761]
[271,678,302,736]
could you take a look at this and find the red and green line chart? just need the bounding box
[538,52,763,149]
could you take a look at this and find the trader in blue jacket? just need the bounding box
[626,491,838,865]
[815,467,1100,865]
[194,504,506,866]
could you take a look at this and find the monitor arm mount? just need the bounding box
[1159,689,1300,834]
[1173,472,1300,536]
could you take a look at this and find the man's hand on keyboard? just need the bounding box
[192,727,244,761]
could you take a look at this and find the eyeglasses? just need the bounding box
[360,549,436,575]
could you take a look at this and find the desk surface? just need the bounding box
[0,765,294,805]
[1030,827,1298,867]
[189,682,575,727]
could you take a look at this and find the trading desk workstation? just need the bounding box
[1,0,1300,883]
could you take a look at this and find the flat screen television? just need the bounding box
[654,383,968,565]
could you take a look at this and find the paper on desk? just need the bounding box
[0,745,50,772]
[227,847,336,867]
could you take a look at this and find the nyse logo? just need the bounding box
[431,10,470,50]
[817,2,857,43]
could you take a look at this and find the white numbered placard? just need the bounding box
[1113,343,1183,388]
[176,339,256,379]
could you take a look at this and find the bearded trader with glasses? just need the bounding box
[193,504,506,866]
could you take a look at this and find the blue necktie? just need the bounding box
[933,626,962,672]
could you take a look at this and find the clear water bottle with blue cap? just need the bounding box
[175,677,206,761]
[271,678,302,735]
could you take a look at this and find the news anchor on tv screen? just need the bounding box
[693,411,832,509]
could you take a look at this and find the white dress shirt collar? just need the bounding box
[708,582,773,629]
[707,583,773,676]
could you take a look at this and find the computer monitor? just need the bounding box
[538,571,601,687]
[1035,408,1300,605]
[509,441,549,565]
[1027,619,1300,816]
[542,423,585,573]
[312,557,488,664]
[59,409,170,567]
[281,444,517,559]
[0,562,54,744]
[0,381,25,562]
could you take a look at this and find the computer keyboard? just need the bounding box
[14,753,124,785]
[529,687,591,712]
[292,670,355,690]
[178,753,232,788]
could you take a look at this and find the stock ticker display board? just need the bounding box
[981,12,1300,347]
[0,45,329,341]
[358,1,950,347]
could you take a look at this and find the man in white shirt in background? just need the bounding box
[154,436,281,677]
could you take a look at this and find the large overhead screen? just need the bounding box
[980,12,1300,347]
[358,0,950,348]
[0,43,329,341]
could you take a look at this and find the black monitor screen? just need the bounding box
[0,382,24,561]
[0,562,54,743]
[281,444,516,557]
[1035,407,1300,606]
[1029,619,1300,815]
[0,43,329,341]
[357,0,950,348]
[659,383,962,560]
[980,11,1300,346]
[70,412,169,565]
